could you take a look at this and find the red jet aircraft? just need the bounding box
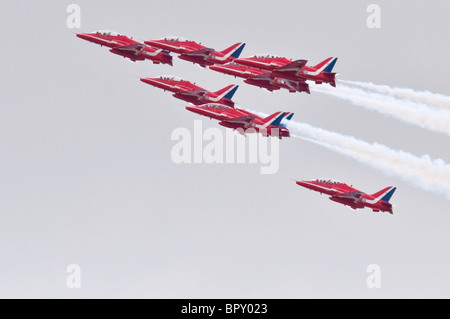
[140,75,239,107]
[296,179,396,214]
[234,55,338,87]
[185,104,293,139]
[144,36,246,67]
[234,54,293,70]
[209,62,311,93]
[76,30,173,65]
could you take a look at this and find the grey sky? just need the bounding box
[0,0,449,298]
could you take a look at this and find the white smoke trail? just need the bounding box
[248,109,450,198]
[312,83,450,136]
[286,120,450,198]
[339,80,450,109]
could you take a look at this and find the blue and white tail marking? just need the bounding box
[208,85,239,102]
[269,112,286,127]
[381,187,396,203]
[323,57,338,73]
[230,43,246,59]
[222,84,239,100]
[216,43,246,61]
[366,186,397,204]
[309,57,338,76]
[280,112,294,128]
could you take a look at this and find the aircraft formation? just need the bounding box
[77,30,396,214]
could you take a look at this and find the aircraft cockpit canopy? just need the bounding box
[252,54,281,59]
[94,30,122,36]
[315,178,343,184]
[159,75,185,81]
[162,36,190,42]
[204,103,232,109]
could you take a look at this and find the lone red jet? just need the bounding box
[140,75,239,107]
[296,179,396,214]
[76,30,173,65]
[209,62,310,93]
[234,55,338,87]
[144,36,245,67]
[185,104,293,139]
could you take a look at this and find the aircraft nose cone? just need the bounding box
[209,65,222,72]
[233,58,247,64]
[185,106,204,116]
[140,78,155,85]
[296,180,309,187]
[185,106,198,112]
[76,33,90,41]
[140,78,167,88]
[144,40,160,47]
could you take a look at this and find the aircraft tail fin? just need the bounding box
[313,57,338,73]
[280,112,294,128]
[261,112,286,128]
[270,112,286,127]
[220,42,246,59]
[210,84,239,101]
[371,186,397,203]
[323,57,338,73]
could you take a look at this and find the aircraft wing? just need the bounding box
[249,73,274,81]
[245,73,281,91]
[275,77,310,93]
[113,43,145,55]
[333,191,364,202]
[175,90,208,98]
[180,48,214,58]
[221,115,255,125]
[272,59,308,78]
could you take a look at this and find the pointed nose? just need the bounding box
[185,106,204,115]
[233,58,248,65]
[296,180,309,188]
[140,77,157,85]
[144,40,161,47]
[140,78,166,88]
[209,65,223,72]
[76,33,91,41]
[185,106,199,112]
